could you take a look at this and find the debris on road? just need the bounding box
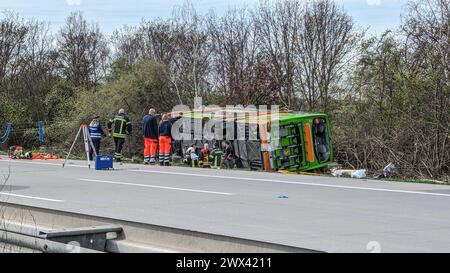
[374,163,397,179]
[331,169,367,179]
[382,163,396,178]
[8,145,59,160]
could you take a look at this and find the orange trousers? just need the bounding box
[158,136,172,165]
[144,138,158,160]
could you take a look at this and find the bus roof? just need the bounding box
[169,109,327,124]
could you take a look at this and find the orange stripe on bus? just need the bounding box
[259,123,272,172]
[304,123,314,162]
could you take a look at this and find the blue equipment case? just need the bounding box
[95,155,114,170]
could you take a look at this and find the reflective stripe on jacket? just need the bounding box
[109,114,132,139]
[89,124,104,139]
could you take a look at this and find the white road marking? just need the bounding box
[131,169,450,198]
[78,178,233,196]
[0,192,64,202]
[3,158,449,198]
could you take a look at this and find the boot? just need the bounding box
[144,157,150,165]
[149,157,156,165]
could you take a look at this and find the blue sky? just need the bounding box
[0,0,408,35]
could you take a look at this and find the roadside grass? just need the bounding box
[385,177,450,185]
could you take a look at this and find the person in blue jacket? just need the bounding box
[143,108,159,164]
[89,116,106,160]
[158,114,173,166]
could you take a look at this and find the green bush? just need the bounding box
[49,59,178,157]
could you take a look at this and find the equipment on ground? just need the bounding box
[8,145,59,160]
[31,153,59,160]
[9,146,27,159]
[95,155,114,170]
[63,124,97,169]
[201,156,211,168]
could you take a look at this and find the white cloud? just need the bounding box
[65,0,81,6]
[367,0,382,6]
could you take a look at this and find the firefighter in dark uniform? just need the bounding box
[210,142,223,169]
[107,108,132,162]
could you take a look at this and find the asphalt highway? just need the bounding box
[1,157,450,253]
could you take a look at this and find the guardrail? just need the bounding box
[0,202,320,253]
[0,203,318,253]
[0,221,107,253]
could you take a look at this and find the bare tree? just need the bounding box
[20,20,57,118]
[0,12,56,124]
[112,2,213,106]
[57,12,110,87]
[111,25,143,71]
[0,12,28,94]
[254,0,302,109]
[208,8,260,104]
[403,0,450,80]
[400,0,450,177]
[295,0,358,112]
[172,2,212,101]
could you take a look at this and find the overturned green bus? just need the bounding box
[172,109,333,172]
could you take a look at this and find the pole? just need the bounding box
[63,126,82,168]
[84,125,98,169]
[38,121,44,145]
[82,125,91,169]
[87,130,97,158]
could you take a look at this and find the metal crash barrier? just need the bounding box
[0,203,319,253]
[0,221,122,253]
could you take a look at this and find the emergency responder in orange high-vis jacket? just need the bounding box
[158,114,172,166]
[142,108,159,164]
